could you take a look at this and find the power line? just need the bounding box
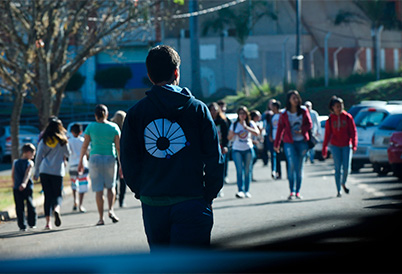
[172,0,246,19]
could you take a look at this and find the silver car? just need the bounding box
[369,113,402,175]
[0,125,40,162]
[352,104,402,172]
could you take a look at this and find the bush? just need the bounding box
[65,72,86,91]
[94,66,133,89]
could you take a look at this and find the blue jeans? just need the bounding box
[284,141,308,193]
[232,149,253,192]
[142,199,213,251]
[330,145,352,193]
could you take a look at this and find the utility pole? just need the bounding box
[292,0,304,91]
[189,0,202,98]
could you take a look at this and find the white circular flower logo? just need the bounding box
[144,118,188,159]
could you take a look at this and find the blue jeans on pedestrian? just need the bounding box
[330,145,352,193]
[141,199,213,251]
[284,141,308,194]
[232,149,253,193]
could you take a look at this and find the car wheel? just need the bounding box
[373,163,390,176]
[351,160,363,172]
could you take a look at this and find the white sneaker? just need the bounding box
[245,192,252,198]
[235,192,245,198]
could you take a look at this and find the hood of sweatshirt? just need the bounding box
[145,85,193,121]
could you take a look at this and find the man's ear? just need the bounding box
[174,68,179,80]
[147,73,155,85]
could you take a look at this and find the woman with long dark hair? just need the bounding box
[78,104,121,225]
[228,106,259,198]
[34,118,70,229]
[274,90,312,200]
[322,96,357,197]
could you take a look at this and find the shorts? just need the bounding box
[69,165,89,194]
[89,155,117,192]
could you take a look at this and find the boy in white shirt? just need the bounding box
[69,124,89,212]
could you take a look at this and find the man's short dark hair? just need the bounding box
[21,143,36,154]
[146,45,181,84]
[70,123,83,135]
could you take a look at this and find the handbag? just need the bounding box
[307,129,318,149]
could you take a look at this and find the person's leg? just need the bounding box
[96,190,104,223]
[119,178,127,207]
[341,146,352,193]
[13,189,26,230]
[284,143,296,195]
[40,174,52,228]
[294,141,308,194]
[142,203,171,251]
[25,188,37,227]
[170,199,213,248]
[330,145,342,194]
[243,149,253,193]
[51,175,63,227]
[232,150,244,193]
[104,156,118,221]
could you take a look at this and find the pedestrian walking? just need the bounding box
[217,100,232,184]
[322,96,357,197]
[11,143,37,231]
[270,101,282,179]
[208,102,229,197]
[228,106,260,198]
[78,104,121,226]
[68,124,89,212]
[305,101,320,163]
[262,99,276,167]
[250,110,263,181]
[111,110,127,207]
[274,90,312,200]
[34,118,70,229]
[120,45,223,250]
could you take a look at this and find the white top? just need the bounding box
[230,120,257,151]
[287,111,304,141]
[68,136,88,167]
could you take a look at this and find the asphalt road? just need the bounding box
[1,158,401,273]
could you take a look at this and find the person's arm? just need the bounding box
[120,107,144,199]
[19,161,34,191]
[11,161,15,188]
[33,141,45,181]
[78,135,90,173]
[243,120,260,136]
[348,114,358,152]
[227,123,235,141]
[274,114,285,152]
[301,109,313,137]
[220,119,229,154]
[201,105,224,204]
[114,134,123,178]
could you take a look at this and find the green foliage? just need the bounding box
[94,66,133,89]
[65,72,86,91]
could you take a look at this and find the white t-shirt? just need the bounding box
[287,111,304,141]
[230,120,257,151]
[68,136,88,167]
[271,113,280,140]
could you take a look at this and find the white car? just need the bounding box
[352,104,402,172]
[369,113,402,175]
[0,125,40,162]
[66,121,92,139]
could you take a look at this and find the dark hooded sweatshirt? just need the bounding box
[120,85,224,205]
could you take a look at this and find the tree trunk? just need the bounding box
[10,93,24,162]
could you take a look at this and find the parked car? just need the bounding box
[0,125,40,162]
[369,113,402,175]
[314,115,328,160]
[388,132,402,180]
[348,100,387,118]
[352,104,402,172]
[66,121,92,138]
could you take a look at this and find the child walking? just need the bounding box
[11,143,37,231]
[68,124,89,212]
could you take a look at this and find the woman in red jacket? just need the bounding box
[274,90,312,200]
[322,96,357,197]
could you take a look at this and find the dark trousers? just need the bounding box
[118,178,126,206]
[40,173,63,216]
[13,188,37,229]
[142,199,213,251]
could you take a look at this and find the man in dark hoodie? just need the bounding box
[120,45,224,250]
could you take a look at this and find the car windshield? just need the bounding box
[354,111,387,127]
[379,114,402,131]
